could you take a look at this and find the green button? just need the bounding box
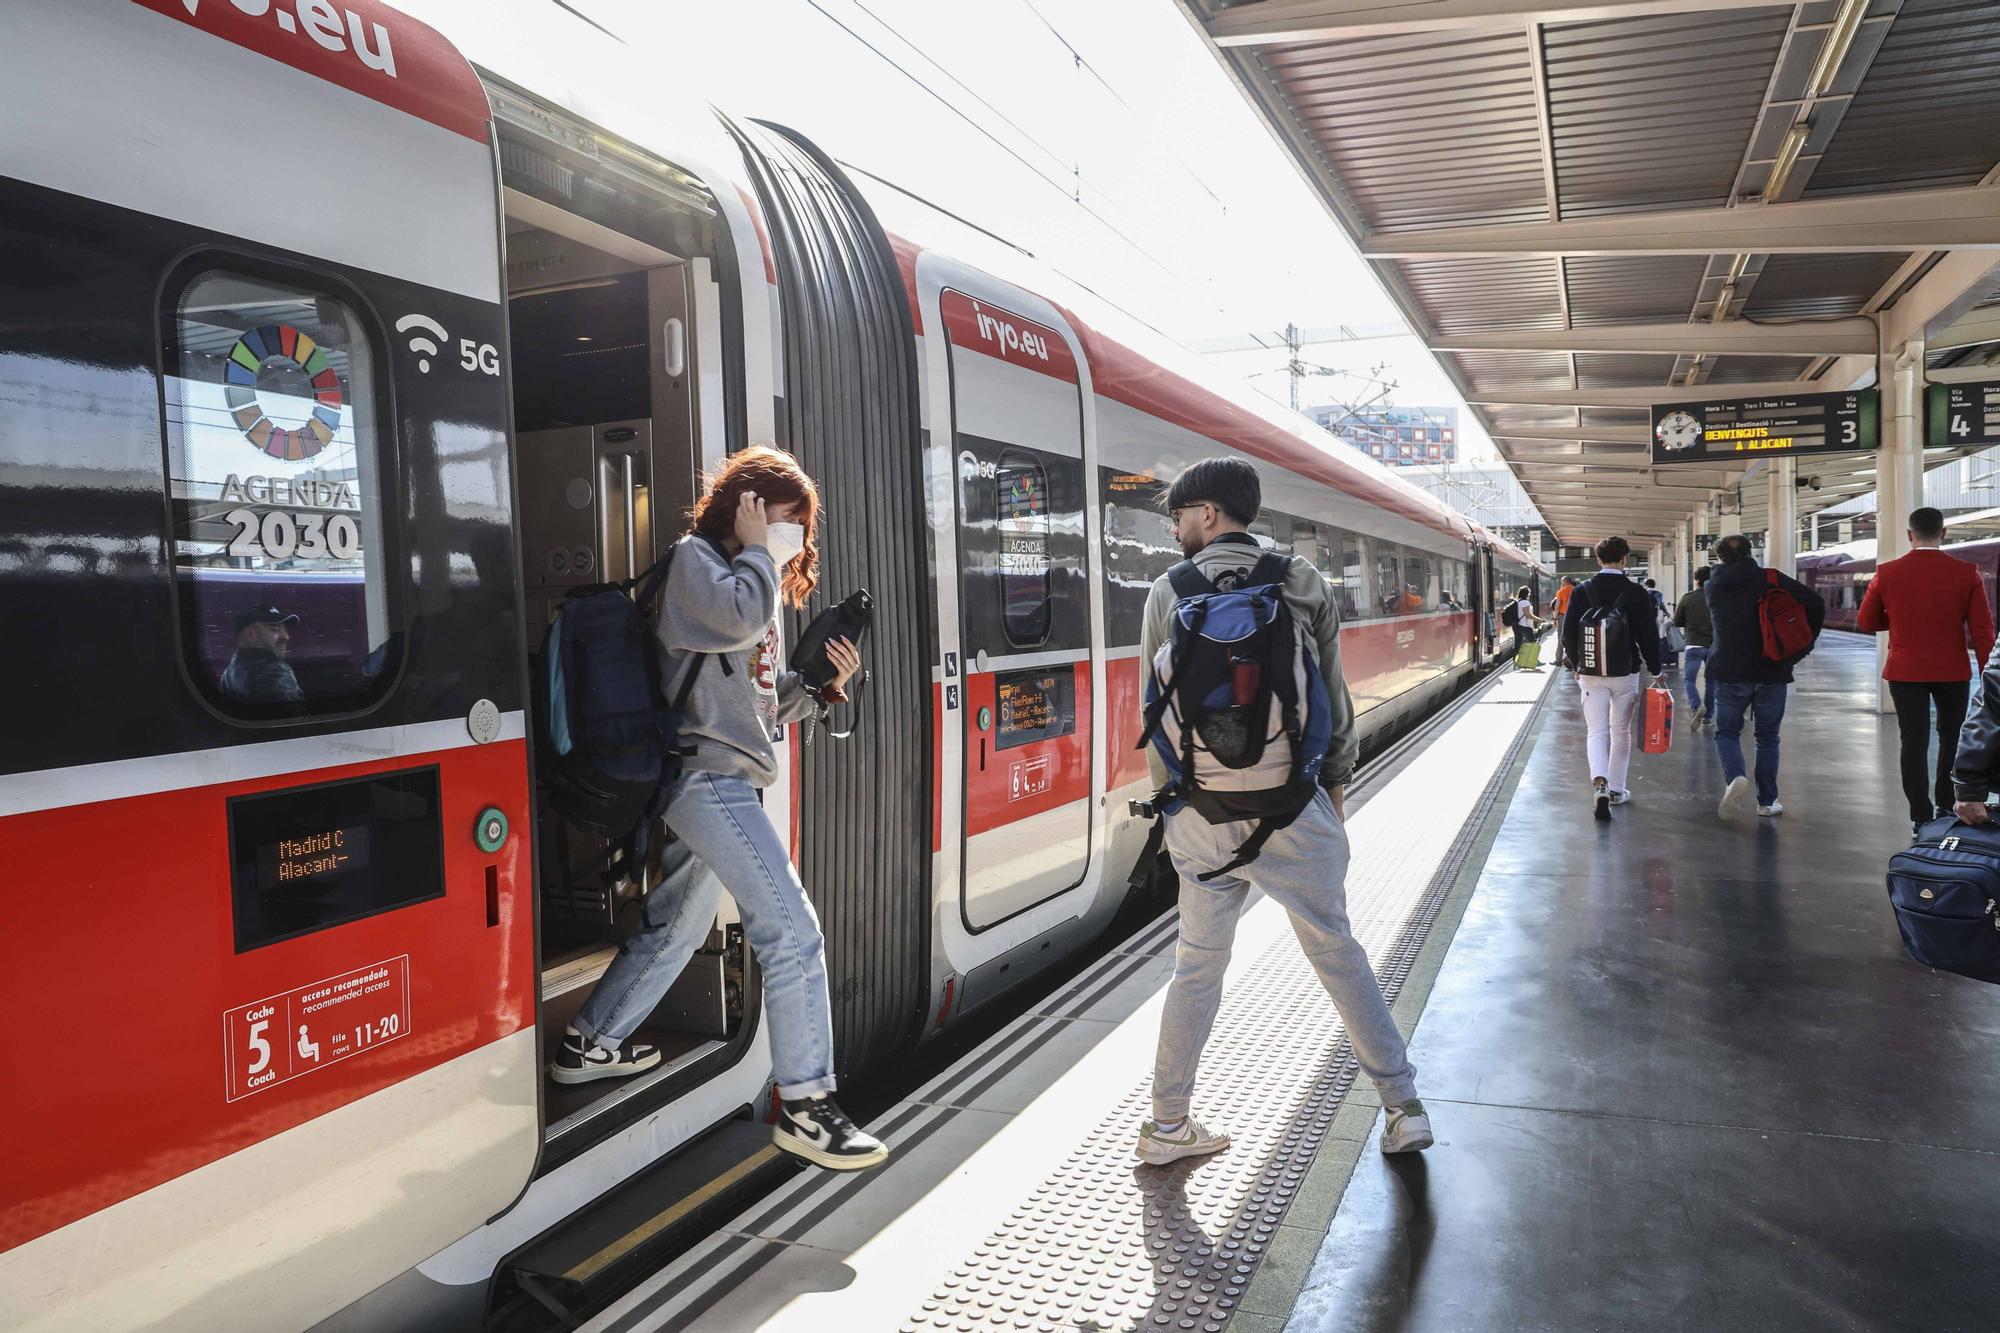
[474,806,509,854]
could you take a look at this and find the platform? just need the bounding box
[584,633,2000,1333]
[1288,631,2000,1331]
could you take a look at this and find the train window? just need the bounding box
[1099,470,1176,646]
[162,268,396,719]
[996,449,1053,647]
[1374,543,1403,617]
[1338,535,1365,622]
[1404,554,1433,612]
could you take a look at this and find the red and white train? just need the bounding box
[0,2,1544,1329]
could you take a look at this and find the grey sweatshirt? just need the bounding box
[1138,532,1360,790]
[656,536,821,789]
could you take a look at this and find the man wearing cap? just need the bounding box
[221,606,303,704]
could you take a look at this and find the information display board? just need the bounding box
[1926,381,2000,448]
[1651,389,1879,466]
[228,767,445,951]
[994,666,1076,751]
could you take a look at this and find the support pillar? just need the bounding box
[1768,457,1797,577]
[1680,519,1696,598]
[1876,335,1927,712]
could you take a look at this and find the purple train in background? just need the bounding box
[1797,537,2000,634]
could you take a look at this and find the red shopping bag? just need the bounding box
[1642,685,1674,754]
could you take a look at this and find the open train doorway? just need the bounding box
[491,91,753,1163]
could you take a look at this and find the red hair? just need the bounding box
[691,444,821,607]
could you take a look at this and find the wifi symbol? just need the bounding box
[395,314,450,373]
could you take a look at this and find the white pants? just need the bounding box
[1578,673,1641,792]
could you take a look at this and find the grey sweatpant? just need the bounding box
[1153,790,1417,1121]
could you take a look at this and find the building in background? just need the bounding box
[1308,403,1457,466]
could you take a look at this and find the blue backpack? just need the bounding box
[539,535,720,876]
[1886,817,2000,984]
[1137,551,1335,880]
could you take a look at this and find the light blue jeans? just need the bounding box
[1712,681,1789,808]
[1682,645,1714,716]
[573,770,837,1100]
[1154,790,1416,1121]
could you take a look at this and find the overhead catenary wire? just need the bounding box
[803,0,1206,299]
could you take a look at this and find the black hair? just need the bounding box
[1911,507,1945,540]
[1715,534,1753,563]
[1165,457,1261,526]
[1516,585,1532,599]
[1595,535,1631,564]
[1694,565,1711,585]
[1645,578,1657,588]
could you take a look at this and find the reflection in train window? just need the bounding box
[1376,544,1406,616]
[1100,469,1176,645]
[1339,535,1366,622]
[1404,553,1434,612]
[161,266,397,720]
[997,450,1052,647]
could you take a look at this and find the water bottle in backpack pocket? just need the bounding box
[1137,553,1334,880]
[1885,816,2000,984]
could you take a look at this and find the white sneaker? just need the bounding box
[1608,789,1631,806]
[1758,801,1784,817]
[1135,1116,1230,1166]
[1380,1099,1434,1154]
[1719,775,1751,818]
[1592,777,1610,822]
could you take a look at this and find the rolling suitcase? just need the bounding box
[1885,816,2000,984]
[1515,638,1541,670]
[1641,685,1674,754]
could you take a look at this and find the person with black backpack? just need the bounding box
[1560,536,1664,820]
[553,445,886,1172]
[1133,458,1429,1168]
[1703,534,1825,820]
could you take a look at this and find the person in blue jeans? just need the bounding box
[1702,535,1825,818]
[551,445,885,1172]
[1672,565,1716,727]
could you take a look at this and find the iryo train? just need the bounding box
[0,2,1545,1328]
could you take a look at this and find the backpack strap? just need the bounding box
[1166,559,1214,600]
[1766,568,1780,591]
[1137,598,1211,748]
[1195,805,1308,883]
[1247,551,1293,589]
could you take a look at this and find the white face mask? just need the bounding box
[764,521,806,569]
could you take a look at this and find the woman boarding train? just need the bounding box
[551,446,887,1172]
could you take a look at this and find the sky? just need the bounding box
[579,0,1499,459]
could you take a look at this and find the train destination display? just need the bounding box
[1651,389,1879,466]
[1927,380,2000,448]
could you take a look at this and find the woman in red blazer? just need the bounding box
[1857,507,1999,831]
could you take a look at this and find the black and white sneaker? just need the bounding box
[549,1033,662,1085]
[774,1094,889,1171]
[1593,777,1611,822]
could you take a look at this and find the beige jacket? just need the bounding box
[1138,532,1360,790]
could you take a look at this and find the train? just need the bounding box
[1797,538,2000,633]
[0,2,1547,1330]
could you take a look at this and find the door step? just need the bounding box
[490,1119,791,1330]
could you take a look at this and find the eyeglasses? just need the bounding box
[1167,502,1211,527]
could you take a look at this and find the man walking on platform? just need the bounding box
[1859,507,1996,836]
[1134,458,1428,1167]
[1674,566,1716,728]
[1560,536,1664,820]
[1704,535,1825,819]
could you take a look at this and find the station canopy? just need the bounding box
[1178,0,2000,546]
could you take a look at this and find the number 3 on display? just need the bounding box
[224,507,361,562]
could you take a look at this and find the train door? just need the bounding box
[942,290,1096,930]
[483,86,755,1157]
[0,4,536,1329]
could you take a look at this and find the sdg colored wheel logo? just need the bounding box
[225,323,344,461]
